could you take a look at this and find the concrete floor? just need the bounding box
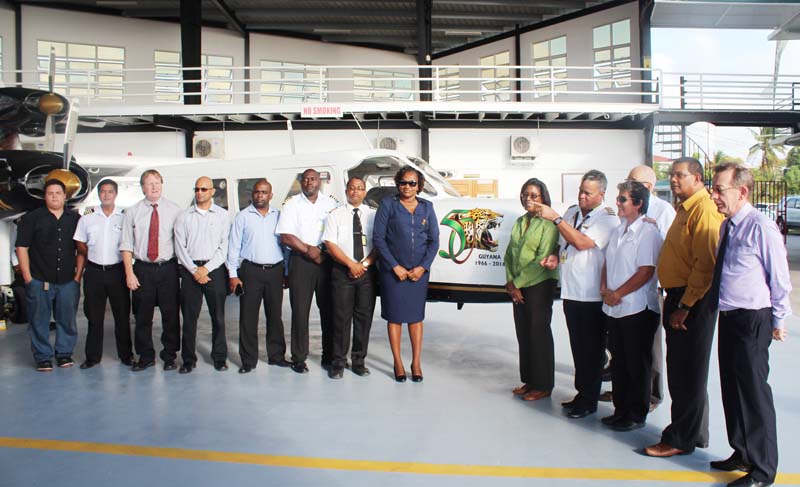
[1,242,798,486]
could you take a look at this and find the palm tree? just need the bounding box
[748,127,786,178]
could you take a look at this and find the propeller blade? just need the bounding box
[62,98,79,170]
[48,46,56,93]
[43,115,55,152]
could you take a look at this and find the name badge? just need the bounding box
[560,250,568,264]
[361,235,367,247]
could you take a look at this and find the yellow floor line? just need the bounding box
[1,436,798,484]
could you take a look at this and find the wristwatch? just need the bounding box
[552,216,563,226]
[677,302,691,311]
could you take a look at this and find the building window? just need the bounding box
[352,68,414,101]
[37,40,125,100]
[480,51,511,102]
[154,51,233,104]
[592,19,631,90]
[259,61,327,103]
[532,36,567,98]
[0,37,4,83]
[436,66,460,101]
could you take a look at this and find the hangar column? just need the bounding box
[416,0,432,162]
[181,0,202,105]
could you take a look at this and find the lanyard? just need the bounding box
[563,210,590,251]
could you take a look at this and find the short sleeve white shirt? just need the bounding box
[276,192,338,246]
[73,207,124,265]
[559,203,620,302]
[647,196,676,240]
[322,203,375,261]
[602,215,664,318]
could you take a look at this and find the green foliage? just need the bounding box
[748,127,786,172]
[786,147,800,168]
[784,166,800,195]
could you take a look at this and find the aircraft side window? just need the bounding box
[282,170,331,204]
[237,178,263,211]
[212,178,228,210]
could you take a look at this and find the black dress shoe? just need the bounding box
[611,419,645,431]
[291,361,309,374]
[238,365,255,374]
[328,367,344,379]
[711,454,753,472]
[601,413,625,426]
[178,363,195,374]
[411,374,423,382]
[352,365,370,376]
[214,361,229,371]
[394,371,407,382]
[56,356,74,368]
[561,398,578,409]
[727,474,772,487]
[120,357,134,366]
[132,360,155,371]
[163,360,177,371]
[267,358,292,367]
[321,357,333,369]
[567,407,596,419]
[80,359,100,369]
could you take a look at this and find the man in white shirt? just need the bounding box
[74,179,131,368]
[174,176,230,373]
[322,177,377,379]
[536,170,619,418]
[277,169,338,373]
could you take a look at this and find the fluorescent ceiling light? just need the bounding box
[313,28,353,34]
[444,30,483,36]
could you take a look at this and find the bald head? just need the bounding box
[193,176,215,208]
[627,165,657,192]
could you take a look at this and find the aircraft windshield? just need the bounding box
[408,156,462,198]
[348,155,436,208]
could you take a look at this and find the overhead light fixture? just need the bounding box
[444,30,483,36]
[313,28,352,34]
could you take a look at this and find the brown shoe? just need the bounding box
[599,391,613,402]
[521,389,552,401]
[512,384,532,396]
[644,442,689,457]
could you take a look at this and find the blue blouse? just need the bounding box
[373,195,439,271]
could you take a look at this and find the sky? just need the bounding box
[651,28,799,165]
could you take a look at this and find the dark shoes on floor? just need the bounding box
[328,367,344,379]
[36,360,53,372]
[178,363,196,374]
[132,360,155,371]
[238,365,255,374]
[121,357,134,366]
[267,358,292,367]
[711,454,753,473]
[611,419,645,431]
[643,442,690,458]
[163,360,177,371]
[56,356,74,368]
[566,407,596,419]
[727,475,772,487]
[352,365,370,376]
[291,361,309,374]
[80,359,100,369]
[601,413,624,426]
[214,361,228,371]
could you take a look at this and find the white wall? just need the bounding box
[0,1,16,85]
[429,128,644,202]
[435,2,641,104]
[72,131,186,158]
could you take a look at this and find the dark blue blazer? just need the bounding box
[372,195,439,271]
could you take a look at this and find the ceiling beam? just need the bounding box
[242,22,507,34]
[434,0,583,7]
[208,0,246,35]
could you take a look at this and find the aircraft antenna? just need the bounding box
[349,112,374,149]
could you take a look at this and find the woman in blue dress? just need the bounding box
[373,165,439,383]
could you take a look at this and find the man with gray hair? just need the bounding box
[536,170,619,416]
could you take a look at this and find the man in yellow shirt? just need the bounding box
[645,157,724,458]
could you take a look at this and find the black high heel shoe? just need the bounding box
[411,374,423,382]
[394,365,407,382]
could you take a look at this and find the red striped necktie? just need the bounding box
[147,203,159,262]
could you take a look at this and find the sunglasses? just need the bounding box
[194,187,212,193]
[616,196,629,204]
[398,180,418,187]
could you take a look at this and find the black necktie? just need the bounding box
[353,208,364,262]
[710,220,731,301]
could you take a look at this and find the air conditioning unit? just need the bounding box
[377,136,399,151]
[510,135,538,160]
[193,136,225,159]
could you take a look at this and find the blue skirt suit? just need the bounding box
[372,195,439,323]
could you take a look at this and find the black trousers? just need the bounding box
[607,309,660,423]
[512,279,556,391]
[238,260,285,368]
[331,264,377,368]
[288,254,333,364]
[180,265,227,365]
[719,308,777,483]
[82,264,132,362]
[132,260,180,363]
[661,287,717,451]
[564,299,606,409]
[651,324,664,404]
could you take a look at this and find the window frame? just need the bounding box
[592,19,632,90]
[531,36,567,99]
[479,51,511,102]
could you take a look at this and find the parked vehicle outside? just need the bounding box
[776,195,800,233]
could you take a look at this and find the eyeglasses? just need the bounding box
[669,171,692,179]
[520,192,541,199]
[616,196,629,204]
[711,186,738,194]
[398,180,418,187]
[194,187,212,193]
[347,185,366,191]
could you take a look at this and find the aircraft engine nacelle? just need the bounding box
[0,88,69,138]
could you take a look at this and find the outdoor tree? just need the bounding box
[786,147,800,167]
[748,127,786,178]
[784,166,800,195]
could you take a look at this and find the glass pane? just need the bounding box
[98,46,124,61]
[98,75,123,83]
[614,47,630,60]
[155,50,180,64]
[260,83,281,93]
[594,49,611,63]
[479,55,494,66]
[260,95,281,103]
[206,55,233,66]
[612,19,630,45]
[593,24,610,49]
[69,43,96,59]
[69,61,95,71]
[552,56,567,67]
[496,67,509,78]
[551,36,566,56]
[39,41,66,57]
[532,41,548,59]
[207,68,231,78]
[496,51,509,65]
[97,62,123,71]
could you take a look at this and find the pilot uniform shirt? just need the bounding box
[602,215,663,319]
[647,196,676,240]
[276,191,338,246]
[16,206,81,284]
[558,203,619,302]
[226,205,284,278]
[322,203,375,262]
[119,197,181,262]
[73,207,124,266]
[174,203,230,274]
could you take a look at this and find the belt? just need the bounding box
[193,260,209,266]
[664,286,686,293]
[136,258,176,267]
[243,259,282,269]
[87,261,123,271]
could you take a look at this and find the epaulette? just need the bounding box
[329,194,340,205]
[604,207,616,215]
[282,194,295,206]
[83,207,95,215]
[568,204,578,209]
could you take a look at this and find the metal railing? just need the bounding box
[2,64,798,112]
